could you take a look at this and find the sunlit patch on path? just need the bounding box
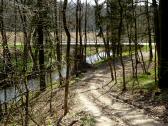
[90,84,162,126]
[74,73,165,126]
[77,89,118,126]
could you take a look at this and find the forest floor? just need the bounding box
[6,50,168,126]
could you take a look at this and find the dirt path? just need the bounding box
[61,50,166,126]
[71,67,165,126]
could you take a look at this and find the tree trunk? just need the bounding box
[74,0,79,76]
[37,0,46,91]
[84,0,87,62]
[0,100,2,120]
[14,0,17,67]
[152,0,160,80]
[159,0,168,89]
[63,0,71,115]
[79,2,83,64]
[145,0,153,62]
[54,0,63,85]
[24,77,29,126]
[118,0,126,91]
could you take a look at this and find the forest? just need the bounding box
[0,0,168,125]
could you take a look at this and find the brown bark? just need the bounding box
[63,0,71,115]
[74,0,79,76]
[54,0,63,85]
[159,0,168,89]
[37,0,46,91]
[118,0,126,91]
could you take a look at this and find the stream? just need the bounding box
[0,51,111,104]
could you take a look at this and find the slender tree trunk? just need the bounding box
[132,0,138,79]
[79,1,83,64]
[152,0,160,80]
[134,15,138,78]
[49,51,53,115]
[24,76,29,126]
[14,0,17,67]
[145,0,153,62]
[63,0,71,115]
[37,0,46,91]
[74,0,79,76]
[54,0,62,85]
[118,0,126,91]
[84,0,87,62]
[0,100,2,120]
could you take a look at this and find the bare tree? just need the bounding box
[63,0,71,115]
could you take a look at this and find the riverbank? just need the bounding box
[0,44,138,104]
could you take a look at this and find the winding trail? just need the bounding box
[72,69,165,126]
[68,50,166,126]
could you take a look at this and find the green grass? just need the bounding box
[120,65,158,94]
